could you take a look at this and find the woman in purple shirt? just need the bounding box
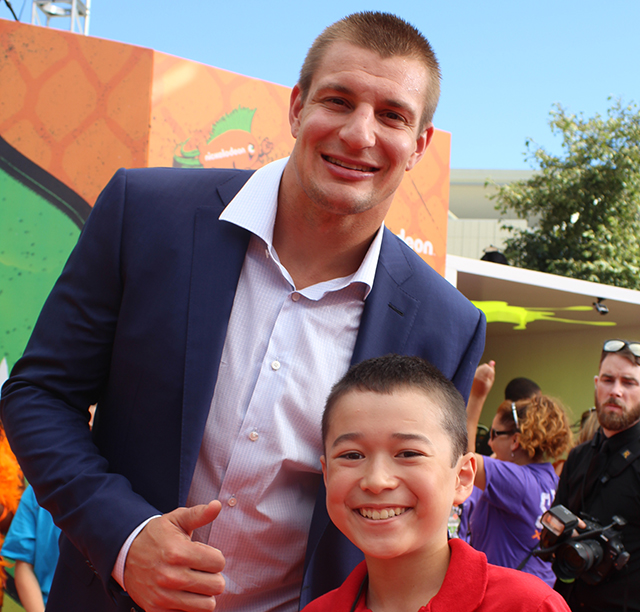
[466,365,572,586]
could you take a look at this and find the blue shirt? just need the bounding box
[470,457,558,586]
[2,485,61,605]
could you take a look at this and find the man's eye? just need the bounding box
[383,111,404,122]
[397,450,423,458]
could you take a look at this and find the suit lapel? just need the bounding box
[179,171,253,504]
[351,227,419,365]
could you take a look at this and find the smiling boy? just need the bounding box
[305,354,570,612]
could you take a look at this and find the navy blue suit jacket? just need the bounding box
[1,166,485,611]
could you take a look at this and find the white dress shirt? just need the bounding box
[115,157,383,610]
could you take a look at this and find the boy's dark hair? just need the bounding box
[323,354,467,466]
[504,377,541,401]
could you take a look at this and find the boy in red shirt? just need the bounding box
[304,354,570,612]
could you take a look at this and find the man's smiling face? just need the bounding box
[320,388,473,562]
[595,353,640,435]
[285,41,433,224]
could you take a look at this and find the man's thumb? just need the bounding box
[172,500,222,537]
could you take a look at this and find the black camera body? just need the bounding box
[536,505,630,585]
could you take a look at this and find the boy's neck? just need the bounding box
[364,541,451,612]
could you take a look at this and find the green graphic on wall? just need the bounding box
[473,301,617,330]
[0,136,91,376]
[173,106,274,170]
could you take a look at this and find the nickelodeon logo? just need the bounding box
[396,228,434,256]
[204,144,254,162]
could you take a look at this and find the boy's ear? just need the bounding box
[320,455,328,486]
[453,452,476,505]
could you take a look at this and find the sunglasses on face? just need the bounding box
[489,427,517,441]
[603,339,640,358]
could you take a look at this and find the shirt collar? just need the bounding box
[219,157,383,297]
[599,419,640,454]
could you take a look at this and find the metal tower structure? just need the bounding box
[31,0,91,35]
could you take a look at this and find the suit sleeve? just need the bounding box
[0,169,161,586]
[450,307,486,402]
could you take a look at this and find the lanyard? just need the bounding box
[348,574,369,612]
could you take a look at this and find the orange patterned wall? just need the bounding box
[1,19,450,273]
[0,19,152,205]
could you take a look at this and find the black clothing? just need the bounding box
[553,421,640,611]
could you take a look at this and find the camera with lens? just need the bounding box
[534,505,630,585]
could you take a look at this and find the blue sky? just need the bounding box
[2,0,639,169]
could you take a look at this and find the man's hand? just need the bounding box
[124,500,225,612]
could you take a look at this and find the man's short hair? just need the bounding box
[298,11,441,130]
[504,377,541,402]
[322,354,467,466]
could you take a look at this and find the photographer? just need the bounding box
[552,340,640,611]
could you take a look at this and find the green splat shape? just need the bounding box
[1,171,81,371]
[473,301,617,331]
[209,106,256,140]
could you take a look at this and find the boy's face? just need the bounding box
[321,388,475,562]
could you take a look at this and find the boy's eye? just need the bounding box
[338,451,363,460]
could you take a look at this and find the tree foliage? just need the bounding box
[492,99,640,289]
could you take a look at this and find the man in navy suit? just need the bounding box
[1,11,485,612]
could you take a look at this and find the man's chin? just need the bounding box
[599,410,634,432]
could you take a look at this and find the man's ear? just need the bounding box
[320,455,328,486]
[594,375,599,388]
[405,124,434,171]
[453,452,476,505]
[289,84,304,139]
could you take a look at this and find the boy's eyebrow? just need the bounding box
[330,432,434,448]
[392,433,434,447]
[330,432,362,448]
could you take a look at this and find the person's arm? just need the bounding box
[466,361,495,490]
[2,170,230,611]
[1,170,161,584]
[14,560,45,612]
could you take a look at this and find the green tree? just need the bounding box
[492,99,640,289]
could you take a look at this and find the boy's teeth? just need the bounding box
[359,507,407,520]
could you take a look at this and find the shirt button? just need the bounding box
[291,292,300,302]
[249,430,259,441]
[228,497,237,507]
[271,360,280,371]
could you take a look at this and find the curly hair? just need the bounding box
[496,395,572,461]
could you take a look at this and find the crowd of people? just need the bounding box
[0,9,638,612]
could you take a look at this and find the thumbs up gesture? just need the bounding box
[124,500,225,611]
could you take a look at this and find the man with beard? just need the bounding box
[553,339,640,611]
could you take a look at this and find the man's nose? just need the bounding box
[609,381,624,396]
[360,457,397,493]
[339,107,376,149]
